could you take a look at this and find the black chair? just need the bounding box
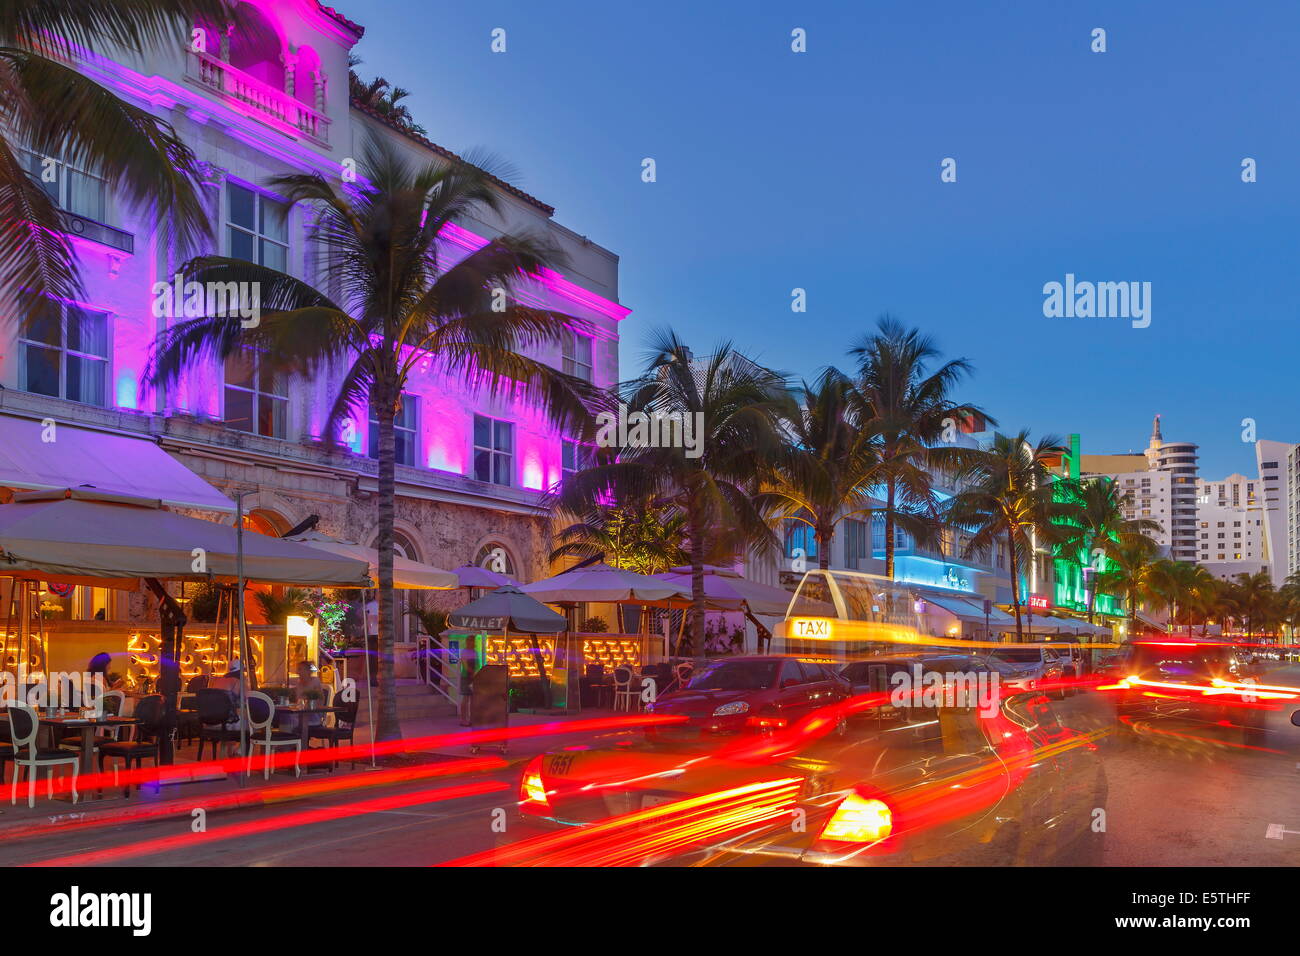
[195,688,241,760]
[0,713,12,785]
[308,698,359,771]
[580,664,610,709]
[97,695,164,797]
[177,675,209,746]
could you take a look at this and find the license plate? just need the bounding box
[640,793,675,809]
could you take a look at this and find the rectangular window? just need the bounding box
[784,521,817,560]
[845,519,869,566]
[369,395,418,466]
[562,439,593,478]
[223,347,287,438]
[20,148,108,222]
[227,182,289,271]
[19,304,109,406]
[562,331,594,382]
[473,415,513,485]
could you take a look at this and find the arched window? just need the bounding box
[475,542,516,578]
[241,509,287,537]
[227,2,282,88]
[292,45,321,106]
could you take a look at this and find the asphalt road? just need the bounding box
[4,693,1299,867]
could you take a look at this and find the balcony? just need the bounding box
[188,50,329,145]
[59,210,133,254]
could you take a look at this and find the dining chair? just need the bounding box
[8,704,78,808]
[97,695,164,798]
[196,688,242,760]
[308,695,359,772]
[245,692,301,779]
[612,667,641,712]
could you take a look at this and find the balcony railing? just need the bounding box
[189,50,329,145]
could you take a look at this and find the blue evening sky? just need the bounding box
[356,0,1300,478]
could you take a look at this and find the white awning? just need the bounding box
[0,416,233,512]
[918,591,1015,624]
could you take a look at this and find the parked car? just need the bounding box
[985,645,1066,696]
[515,656,1106,867]
[643,655,851,741]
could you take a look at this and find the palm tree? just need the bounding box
[556,330,788,654]
[1145,560,1208,636]
[944,431,1078,641]
[549,504,689,576]
[848,316,989,578]
[1,0,240,322]
[1055,477,1162,623]
[145,136,598,741]
[347,55,427,135]
[1095,538,1162,639]
[1230,571,1275,642]
[755,369,883,571]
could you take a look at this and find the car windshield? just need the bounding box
[688,660,779,691]
[990,648,1042,664]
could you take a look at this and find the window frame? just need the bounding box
[473,414,514,486]
[17,302,111,407]
[369,394,419,466]
[222,345,288,439]
[226,180,290,271]
[561,330,594,382]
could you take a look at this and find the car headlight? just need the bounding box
[712,700,750,716]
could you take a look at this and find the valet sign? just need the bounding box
[789,618,833,639]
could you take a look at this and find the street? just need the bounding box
[4,692,1299,868]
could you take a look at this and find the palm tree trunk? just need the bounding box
[374,400,401,743]
[1007,528,1022,641]
[688,508,707,657]
[1085,561,1097,625]
[817,523,831,571]
[884,481,897,579]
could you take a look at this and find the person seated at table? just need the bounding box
[281,661,326,739]
[208,659,248,732]
[87,652,124,694]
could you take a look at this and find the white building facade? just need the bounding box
[0,1,628,629]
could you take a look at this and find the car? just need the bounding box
[985,644,1066,696]
[643,655,851,741]
[1097,639,1282,742]
[512,653,1107,867]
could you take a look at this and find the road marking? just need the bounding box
[1265,823,1300,840]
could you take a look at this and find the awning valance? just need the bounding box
[0,415,233,512]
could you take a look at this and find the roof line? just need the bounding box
[315,2,364,37]
[350,100,556,216]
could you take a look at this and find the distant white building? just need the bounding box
[1195,473,1268,580]
[1258,439,1300,587]
[1079,415,1198,562]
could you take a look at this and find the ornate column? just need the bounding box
[282,48,298,98]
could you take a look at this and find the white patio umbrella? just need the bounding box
[0,488,371,587]
[519,562,691,605]
[450,565,520,589]
[283,530,458,590]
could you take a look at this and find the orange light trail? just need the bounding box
[442,777,805,867]
[23,779,508,867]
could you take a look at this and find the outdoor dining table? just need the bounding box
[39,713,142,786]
[276,705,346,746]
